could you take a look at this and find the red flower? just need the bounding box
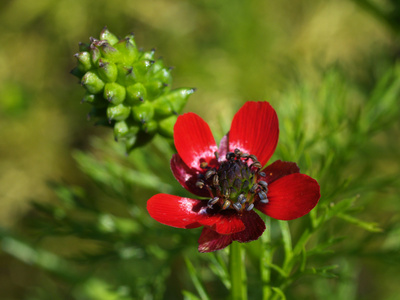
[147,102,320,252]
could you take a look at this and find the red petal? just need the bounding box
[229,102,279,167]
[170,154,210,198]
[147,194,203,229]
[198,227,233,253]
[259,160,300,184]
[232,211,266,243]
[256,174,320,220]
[174,113,219,171]
[197,211,266,252]
[199,210,245,235]
[147,194,245,234]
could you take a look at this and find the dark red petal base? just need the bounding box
[259,160,300,184]
[170,154,210,198]
[147,194,246,234]
[174,112,219,171]
[198,210,266,253]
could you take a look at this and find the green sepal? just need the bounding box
[81,71,105,94]
[140,49,155,61]
[133,60,154,81]
[82,93,107,107]
[158,115,177,138]
[168,88,196,113]
[99,26,119,45]
[99,43,121,62]
[114,119,140,140]
[104,82,126,105]
[114,38,139,65]
[145,80,167,100]
[116,64,136,86]
[126,83,147,105]
[142,120,158,134]
[75,52,92,73]
[152,94,174,118]
[132,102,154,123]
[107,103,131,121]
[97,59,118,82]
[147,60,172,85]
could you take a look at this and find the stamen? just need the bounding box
[259,172,266,177]
[246,203,254,211]
[196,180,204,189]
[232,202,242,211]
[260,198,269,204]
[222,200,231,210]
[258,180,268,191]
[214,151,219,160]
[212,175,219,187]
[200,162,208,169]
[259,191,267,200]
[250,162,262,169]
[238,194,247,204]
[234,148,242,156]
[205,169,216,180]
[208,197,220,208]
[240,152,249,159]
[248,154,258,162]
[249,183,258,193]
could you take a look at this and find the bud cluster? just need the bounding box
[71,27,195,151]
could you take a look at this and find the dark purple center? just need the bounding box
[196,148,269,212]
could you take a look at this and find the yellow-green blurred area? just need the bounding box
[0,0,399,299]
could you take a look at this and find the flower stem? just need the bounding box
[261,217,272,300]
[229,242,247,300]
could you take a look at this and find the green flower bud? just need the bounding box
[133,60,153,81]
[99,43,121,62]
[158,115,177,138]
[132,101,154,123]
[168,88,196,113]
[145,80,166,100]
[81,71,105,94]
[114,119,140,140]
[107,103,131,121]
[82,93,107,107]
[126,83,147,105]
[99,26,119,45]
[116,64,137,86]
[114,38,139,65]
[97,59,118,82]
[104,82,126,105]
[75,52,92,73]
[142,120,158,135]
[72,28,196,152]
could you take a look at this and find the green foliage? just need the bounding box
[1,0,400,299]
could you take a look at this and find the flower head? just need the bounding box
[147,101,320,252]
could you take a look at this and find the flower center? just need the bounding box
[196,148,269,212]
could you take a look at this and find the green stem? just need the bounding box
[229,242,247,300]
[261,218,272,300]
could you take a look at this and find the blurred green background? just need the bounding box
[0,0,399,299]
